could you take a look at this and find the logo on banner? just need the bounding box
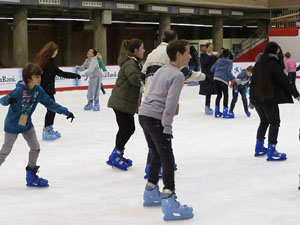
[0,76,17,84]
[104,72,117,78]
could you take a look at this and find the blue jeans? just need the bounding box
[230,85,248,112]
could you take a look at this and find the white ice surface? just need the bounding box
[1,85,300,225]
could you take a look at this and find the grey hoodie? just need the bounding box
[138,64,185,134]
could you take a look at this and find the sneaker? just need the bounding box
[162,190,193,221]
[42,126,57,141]
[26,166,49,187]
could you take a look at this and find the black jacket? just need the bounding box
[41,59,79,95]
[199,52,218,95]
[250,54,299,105]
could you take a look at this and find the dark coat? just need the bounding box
[41,58,79,95]
[107,54,142,115]
[250,54,299,105]
[199,52,218,95]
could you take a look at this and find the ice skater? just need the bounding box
[250,42,300,160]
[106,39,145,171]
[35,41,80,140]
[0,63,75,187]
[229,65,253,117]
[139,40,193,221]
[77,48,103,111]
[210,49,235,118]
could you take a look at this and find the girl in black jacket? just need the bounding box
[35,41,81,140]
[250,41,300,161]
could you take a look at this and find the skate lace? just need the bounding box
[174,194,188,208]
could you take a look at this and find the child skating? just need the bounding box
[0,63,75,187]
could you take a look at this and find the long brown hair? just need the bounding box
[256,41,279,101]
[35,41,58,67]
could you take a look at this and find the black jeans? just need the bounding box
[215,80,229,108]
[255,103,280,145]
[288,72,296,87]
[230,85,248,112]
[139,115,175,191]
[44,93,56,127]
[114,109,135,150]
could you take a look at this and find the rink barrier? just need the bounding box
[0,63,300,95]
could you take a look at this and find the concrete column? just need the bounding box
[61,21,72,66]
[256,20,269,38]
[159,14,171,41]
[13,6,28,67]
[212,17,223,53]
[0,20,10,67]
[93,10,111,64]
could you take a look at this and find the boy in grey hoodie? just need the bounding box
[139,40,194,221]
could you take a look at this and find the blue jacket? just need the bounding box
[0,81,71,134]
[236,69,251,87]
[211,57,234,85]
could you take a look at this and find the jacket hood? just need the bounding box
[218,57,232,66]
[118,54,130,66]
[16,80,27,89]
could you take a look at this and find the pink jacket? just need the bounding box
[284,58,297,73]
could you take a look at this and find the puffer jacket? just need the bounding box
[107,54,142,115]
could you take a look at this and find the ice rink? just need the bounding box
[1,85,300,225]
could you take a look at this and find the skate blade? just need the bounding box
[163,213,194,221]
[106,161,128,171]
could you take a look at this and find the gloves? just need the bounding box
[249,103,255,110]
[7,97,17,104]
[229,80,234,88]
[76,74,81,80]
[66,113,75,122]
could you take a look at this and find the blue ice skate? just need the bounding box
[222,107,234,118]
[298,174,300,190]
[106,148,129,171]
[266,144,287,161]
[92,100,100,111]
[254,139,267,157]
[245,111,251,117]
[84,101,93,110]
[214,106,222,118]
[49,125,61,138]
[42,126,57,141]
[143,185,161,206]
[205,106,213,115]
[144,165,162,179]
[26,166,49,187]
[162,191,193,221]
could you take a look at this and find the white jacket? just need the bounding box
[142,42,205,96]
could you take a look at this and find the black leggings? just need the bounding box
[255,103,280,145]
[44,93,56,128]
[215,80,229,108]
[114,109,135,150]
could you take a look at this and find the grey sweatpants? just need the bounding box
[87,76,102,102]
[0,127,40,168]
